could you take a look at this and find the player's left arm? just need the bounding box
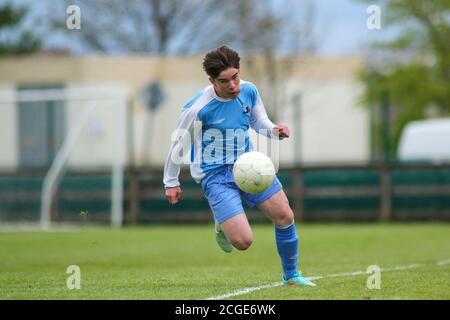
[272,124,290,138]
[249,86,289,140]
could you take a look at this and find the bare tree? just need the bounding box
[212,0,319,122]
[49,0,319,121]
[50,0,318,57]
[51,0,227,54]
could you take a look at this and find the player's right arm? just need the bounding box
[165,186,182,204]
[163,107,196,204]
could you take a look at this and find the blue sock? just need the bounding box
[275,223,298,280]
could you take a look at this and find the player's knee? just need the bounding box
[233,236,253,251]
[276,205,294,227]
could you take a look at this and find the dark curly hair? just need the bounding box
[202,45,240,79]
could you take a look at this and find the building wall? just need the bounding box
[0,54,369,169]
[64,84,129,169]
[294,79,368,163]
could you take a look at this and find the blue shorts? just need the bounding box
[200,164,283,224]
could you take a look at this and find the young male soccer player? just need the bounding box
[163,45,315,286]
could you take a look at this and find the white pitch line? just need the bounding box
[207,282,283,300]
[206,259,449,300]
[437,259,450,266]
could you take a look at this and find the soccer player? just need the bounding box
[163,45,315,286]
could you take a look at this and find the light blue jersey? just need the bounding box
[163,81,277,188]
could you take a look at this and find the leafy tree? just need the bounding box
[357,0,450,159]
[0,2,41,55]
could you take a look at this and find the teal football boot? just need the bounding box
[283,271,316,286]
[215,224,233,253]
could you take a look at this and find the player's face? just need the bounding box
[210,68,241,100]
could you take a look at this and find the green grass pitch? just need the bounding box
[1,223,449,299]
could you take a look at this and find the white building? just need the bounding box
[0,53,369,170]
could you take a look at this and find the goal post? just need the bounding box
[0,86,129,229]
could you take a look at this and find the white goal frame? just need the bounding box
[0,86,129,229]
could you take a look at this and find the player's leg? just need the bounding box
[257,189,315,286]
[218,213,253,251]
[202,166,253,252]
[257,189,293,227]
[242,177,315,286]
[258,189,298,280]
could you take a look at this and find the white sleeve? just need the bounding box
[249,91,278,139]
[163,108,196,189]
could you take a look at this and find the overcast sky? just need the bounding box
[293,0,397,56]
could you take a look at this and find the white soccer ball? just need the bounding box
[233,151,275,194]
